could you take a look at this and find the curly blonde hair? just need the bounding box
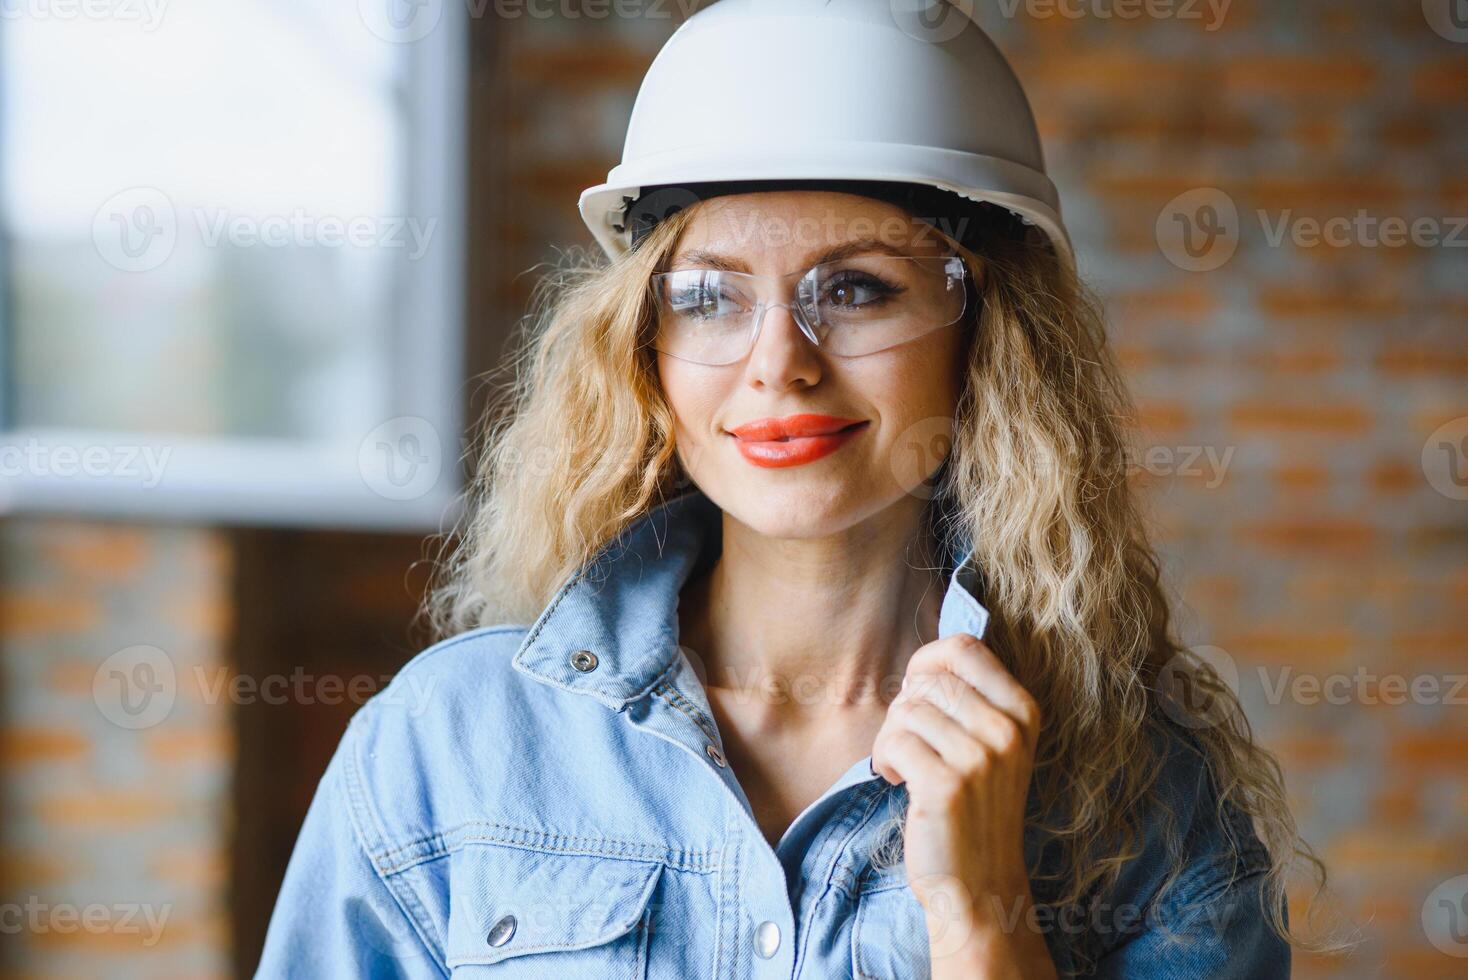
[423,200,1339,974]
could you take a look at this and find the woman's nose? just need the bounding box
[750,301,821,352]
[743,302,824,388]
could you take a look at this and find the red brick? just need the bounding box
[1289,118,1346,151]
[0,727,90,765]
[1216,626,1357,666]
[1073,108,1258,145]
[1377,115,1439,149]
[0,851,72,891]
[1328,828,1459,872]
[145,728,235,766]
[1385,631,1467,664]
[1133,400,1193,434]
[1413,59,1468,102]
[1236,518,1377,554]
[0,592,101,636]
[1271,732,1346,767]
[36,792,181,827]
[167,594,234,641]
[1376,345,1468,379]
[154,847,228,891]
[1020,54,1204,99]
[506,42,652,87]
[1390,733,1468,771]
[1246,175,1405,212]
[1368,458,1419,495]
[1273,462,1329,492]
[43,526,149,580]
[1257,285,1405,319]
[1241,347,1340,375]
[1228,400,1372,435]
[1110,284,1219,322]
[1222,56,1378,98]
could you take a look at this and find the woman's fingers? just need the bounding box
[903,634,1041,748]
[898,680,1027,762]
[872,727,949,790]
[891,696,979,766]
[874,634,1041,784]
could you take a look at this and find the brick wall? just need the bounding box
[0,521,233,978]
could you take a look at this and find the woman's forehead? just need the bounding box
[671,190,955,266]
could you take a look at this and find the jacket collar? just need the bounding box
[512,485,990,710]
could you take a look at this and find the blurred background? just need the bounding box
[1,1,1465,977]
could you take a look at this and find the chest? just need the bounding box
[706,694,888,850]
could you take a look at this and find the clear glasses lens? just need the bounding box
[651,255,969,366]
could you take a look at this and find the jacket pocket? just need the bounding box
[442,843,663,978]
[851,870,932,980]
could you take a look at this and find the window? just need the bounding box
[1,0,467,529]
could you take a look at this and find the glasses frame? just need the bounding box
[648,254,972,366]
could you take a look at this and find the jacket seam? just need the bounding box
[372,821,722,875]
[340,718,451,974]
[713,804,741,977]
[652,680,719,743]
[801,782,889,974]
[819,782,890,900]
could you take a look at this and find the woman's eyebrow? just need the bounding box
[670,237,913,273]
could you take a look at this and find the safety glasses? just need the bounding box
[650,254,970,366]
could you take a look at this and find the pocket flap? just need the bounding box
[444,845,664,968]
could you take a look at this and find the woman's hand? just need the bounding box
[870,633,1057,980]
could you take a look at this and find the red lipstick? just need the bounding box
[726,413,869,469]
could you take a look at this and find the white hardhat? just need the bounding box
[578,0,1072,266]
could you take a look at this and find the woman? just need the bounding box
[258,1,1325,976]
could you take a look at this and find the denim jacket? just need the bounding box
[256,486,1288,978]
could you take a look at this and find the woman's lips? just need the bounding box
[726,416,869,469]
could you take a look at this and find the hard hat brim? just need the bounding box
[578,140,1074,268]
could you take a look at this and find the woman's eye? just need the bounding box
[820,272,899,309]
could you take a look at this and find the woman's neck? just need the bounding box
[678,500,946,718]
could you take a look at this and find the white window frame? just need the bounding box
[0,6,468,532]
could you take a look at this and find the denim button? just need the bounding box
[487,913,516,947]
[705,743,726,767]
[754,919,780,958]
[570,649,599,672]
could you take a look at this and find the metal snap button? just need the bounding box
[570,649,598,672]
[487,913,516,947]
[705,742,726,767]
[754,919,781,958]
